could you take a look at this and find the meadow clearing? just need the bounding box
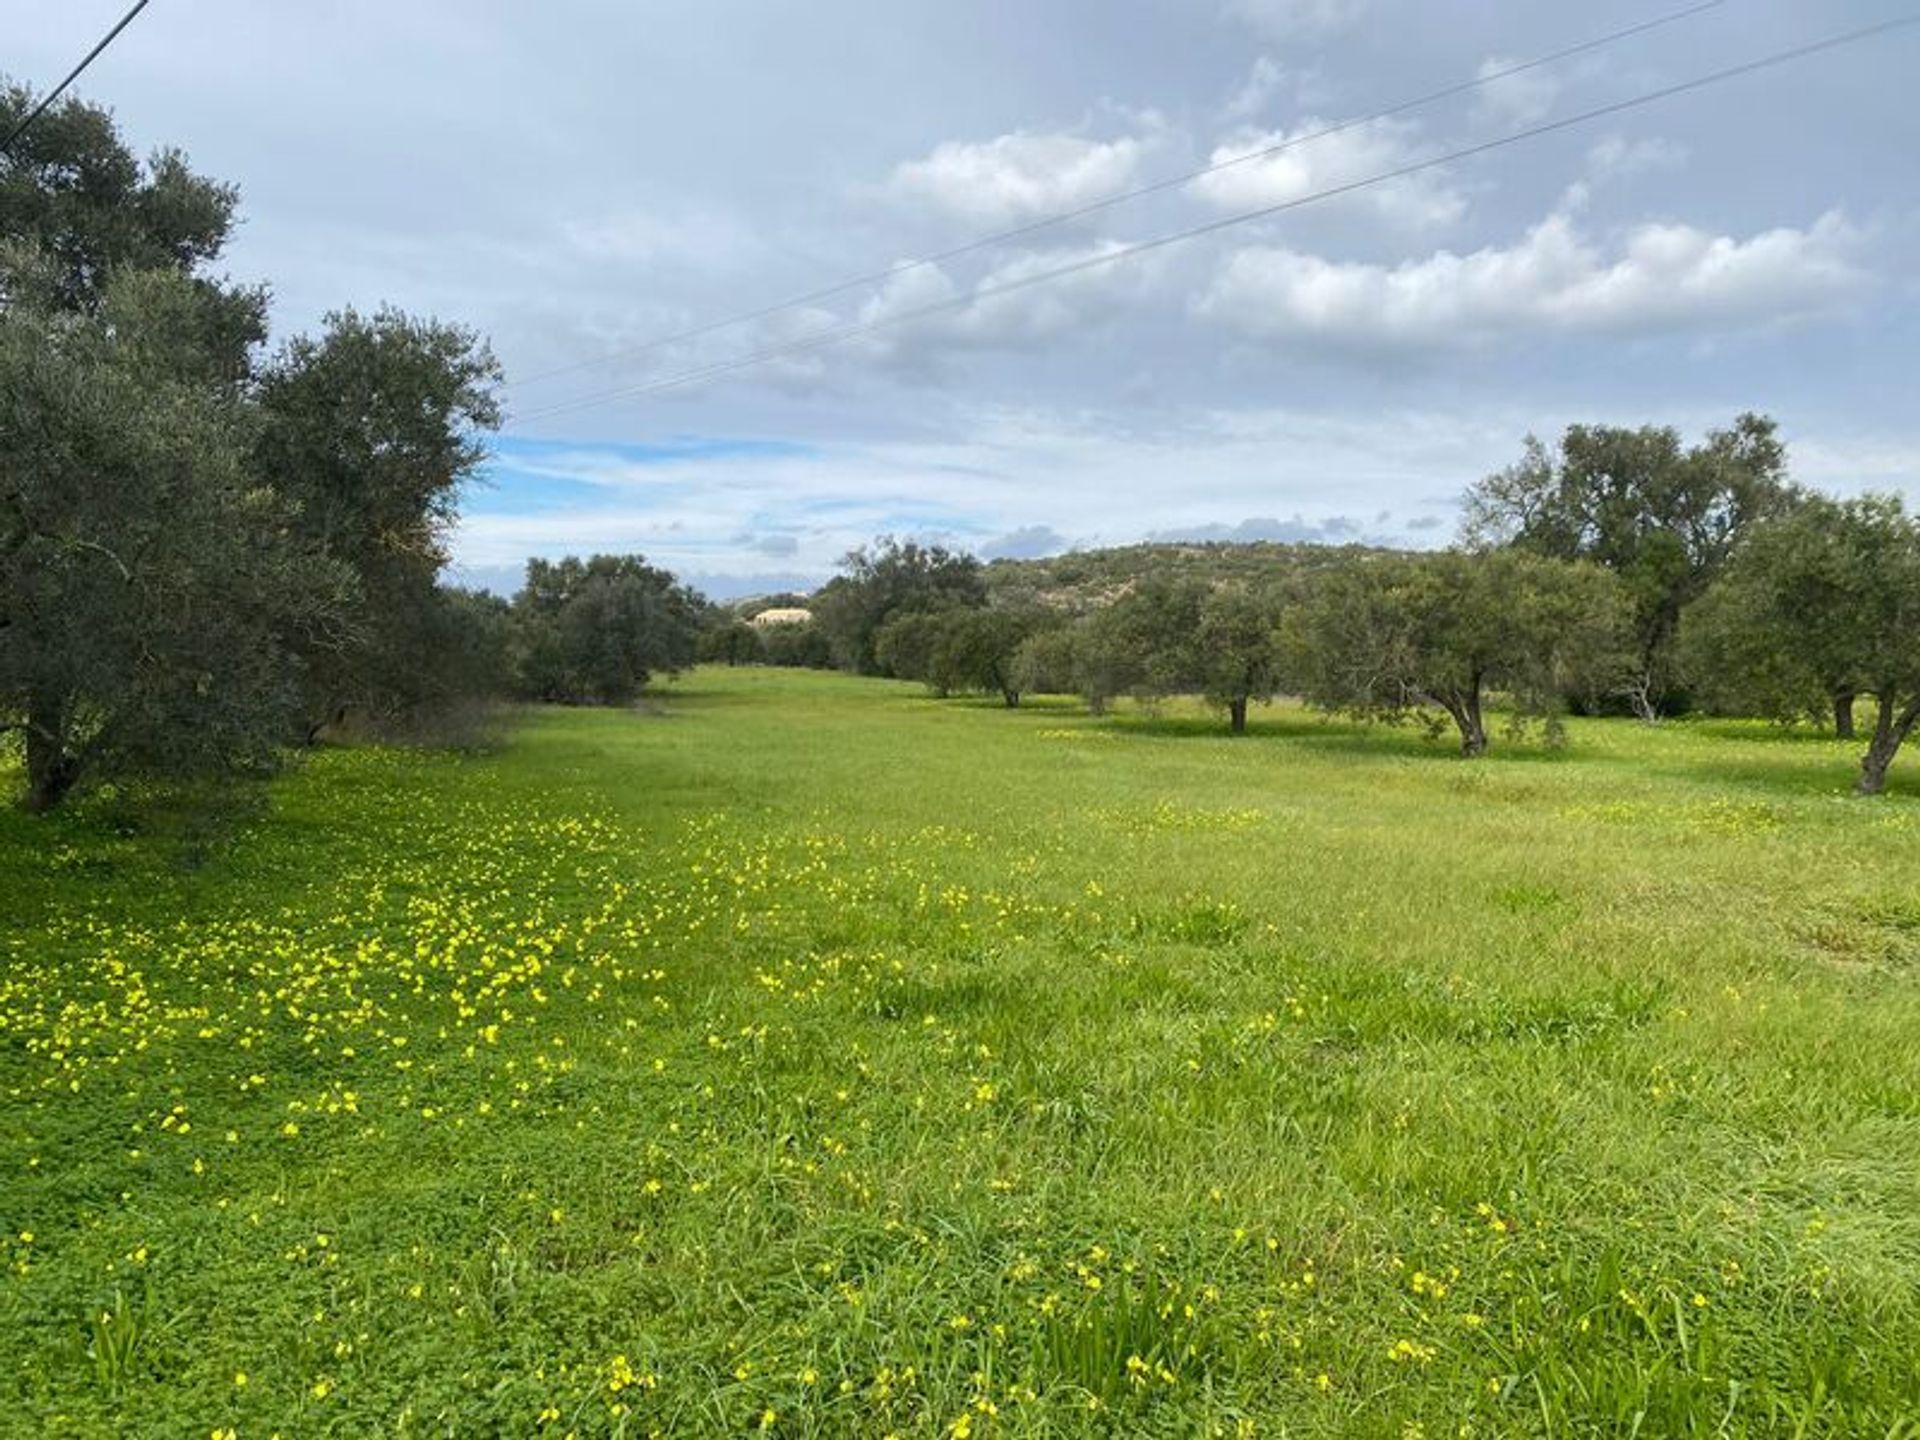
[3,667,1919,1437]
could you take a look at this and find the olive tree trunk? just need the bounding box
[1228,695,1248,734]
[22,694,81,813]
[1857,693,1920,796]
[1432,684,1488,757]
[1833,691,1856,740]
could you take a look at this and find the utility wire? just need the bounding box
[508,0,1726,391]
[517,15,1914,423]
[0,0,156,158]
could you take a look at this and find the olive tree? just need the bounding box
[1681,495,1920,795]
[1196,582,1288,734]
[512,556,706,704]
[1,82,356,810]
[811,539,987,674]
[1,266,351,810]
[253,308,502,739]
[1463,414,1797,719]
[1288,550,1630,756]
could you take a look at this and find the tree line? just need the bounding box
[792,416,1920,796]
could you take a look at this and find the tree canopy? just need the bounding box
[513,556,707,705]
[1287,549,1631,756]
[1463,414,1796,718]
[2,78,505,808]
[812,539,987,675]
[1683,495,1920,795]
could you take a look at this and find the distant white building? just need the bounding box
[748,607,813,629]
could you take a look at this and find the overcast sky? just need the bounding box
[8,0,1918,595]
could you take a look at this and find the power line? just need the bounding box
[514,14,1915,424]
[508,0,1726,392]
[0,0,157,158]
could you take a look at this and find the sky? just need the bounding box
[7,0,1918,597]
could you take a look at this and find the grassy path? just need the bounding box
[2,669,1918,1436]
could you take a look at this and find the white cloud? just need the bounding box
[1187,118,1467,232]
[727,243,1168,385]
[1225,0,1366,38]
[1197,210,1868,352]
[888,128,1157,228]
[1471,56,1562,128]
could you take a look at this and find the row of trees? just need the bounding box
[795,418,1920,795]
[816,542,1626,752]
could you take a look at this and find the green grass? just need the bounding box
[4,667,1920,1437]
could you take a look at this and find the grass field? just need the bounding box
[4,667,1920,1437]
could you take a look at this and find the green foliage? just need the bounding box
[2,77,506,808]
[1683,495,1920,794]
[757,618,834,670]
[5,669,1920,1434]
[812,538,987,674]
[0,84,242,314]
[253,307,503,737]
[0,266,352,811]
[874,605,1053,705]
[1288,550,1631,755]
[1196,582,1289,732]
[985,540,1387,612]
[699,618,764,666]
[1464,414,1797,716]
[512,555,707,704]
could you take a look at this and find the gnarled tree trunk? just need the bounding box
[1833,691,1856,740]
[22,693,80,813]
[1228,695,1248,734]
[1857,692,1920,796]
[1433,681,1488,757]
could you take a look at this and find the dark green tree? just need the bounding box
[1196,582,1288,734]
[1,81,247,320]
[758,619,833,669]
[876,605,1054,706]
[253,308,502,739]
[1681,496,1920,795]
[1,265,350,810]
[513,556,706,704]
[1288,550,1630,756]
[700,618,764,666]
[1,85,354,810]
[811,538,987,674]
[1463,414,1797,719]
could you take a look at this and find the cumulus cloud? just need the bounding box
[1197,210,1869,352]
[1225,0,1366,38]
[805,241,1166,377]
[1187,118,1467,232]
[888,128,1157,228]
